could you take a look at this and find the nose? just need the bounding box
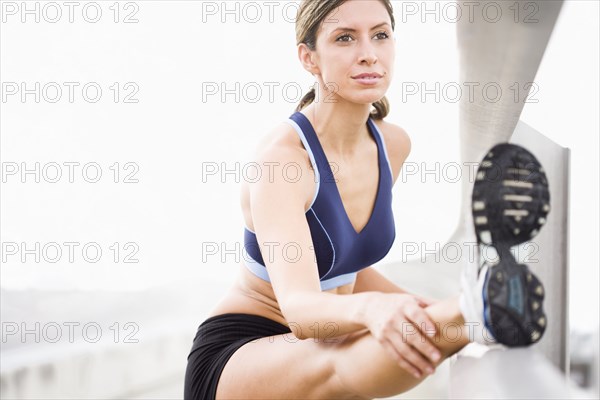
[358,39,378,65]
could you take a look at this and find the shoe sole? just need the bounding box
[482,249,547,345]
[472,143,550,346]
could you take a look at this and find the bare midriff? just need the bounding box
[205,261,356,328]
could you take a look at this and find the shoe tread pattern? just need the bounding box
[472,143,550,346]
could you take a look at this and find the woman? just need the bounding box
[184,1,549,399]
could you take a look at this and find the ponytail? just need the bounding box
[370,96,390,120]
[295,87,316,112]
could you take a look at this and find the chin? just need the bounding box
[346,91,387,105]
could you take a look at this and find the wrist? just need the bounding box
[353,291,381,328]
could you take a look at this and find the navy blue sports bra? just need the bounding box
[243,111,396,290]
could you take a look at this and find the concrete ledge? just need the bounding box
[449,343,595,399]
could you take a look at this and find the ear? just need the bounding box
[298,43,321,76]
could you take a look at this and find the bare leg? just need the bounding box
[331,295,469,399]
[215,295,471,400]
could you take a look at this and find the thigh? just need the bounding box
[215,330,358,400]
[329,322,466,400]
[330,326,422,399]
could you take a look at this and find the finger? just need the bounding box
[397,341,436,377]
[404,330,442,367]
[398,355,424,380]
[404,304,438,340]
[387,327,436,376]
[416,299,430,308]
[414,295,436,307]
[398,315,441,364]
[380,337,418,376]
[398,356,423,380]
[382,337,424,379]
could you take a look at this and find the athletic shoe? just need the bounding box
[459,143,551,346]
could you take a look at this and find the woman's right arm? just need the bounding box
[249,136,440,375]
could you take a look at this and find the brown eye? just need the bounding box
[336,34,352,42]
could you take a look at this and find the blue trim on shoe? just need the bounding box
[482,267,495,340]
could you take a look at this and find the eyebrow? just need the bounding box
[330,22,391,36]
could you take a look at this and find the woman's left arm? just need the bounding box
[352,266,438,307]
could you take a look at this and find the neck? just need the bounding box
[302,96,374,156]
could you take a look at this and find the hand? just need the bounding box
[413,294,439,308]
[363,293,442,379]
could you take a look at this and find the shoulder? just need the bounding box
[252,119,312,170]
[372,119,412,185]
[247,119,315,208]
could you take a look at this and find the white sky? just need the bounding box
[1,0,598,332]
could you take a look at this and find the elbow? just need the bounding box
[281,313,309,341]
[287,319,315,341]
[288,324,309,341]
[279,293,319,341]
[281,305,309,341]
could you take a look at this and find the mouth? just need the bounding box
[352,72,383,79]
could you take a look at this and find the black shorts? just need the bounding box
[183,313,292,400]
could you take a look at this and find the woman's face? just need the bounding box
[310,0,395,106]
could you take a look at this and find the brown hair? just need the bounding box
[295,0,395,120]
